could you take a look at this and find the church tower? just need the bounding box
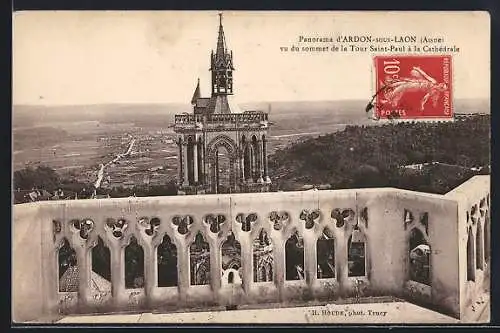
[210,13,234,96]
[174,13,271,195]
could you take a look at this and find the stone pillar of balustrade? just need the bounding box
[105,234,128,310]
[271,233,286,302]
[336,223,348,296]
[176,240,191,303]
[42,205,67,321]
[71,234,93,308]
[210,236,223,301]
[238,232,253,293]
[303,231,317,291]
[135,230,156,307]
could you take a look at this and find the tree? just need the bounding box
[268,115,490,194]
[352,164,384,188]
[14,165,61,191]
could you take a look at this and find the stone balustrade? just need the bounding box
[12,176,490,323]
[175,113,268,127]
[444,175,491,316]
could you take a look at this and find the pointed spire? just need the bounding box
[216,12,226,59]
[191,78,201,105]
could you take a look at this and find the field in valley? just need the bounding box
[12,98,489,188]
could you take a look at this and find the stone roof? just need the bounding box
[196,98,211,108]
[191,79,201,105]
[59,266,112,293]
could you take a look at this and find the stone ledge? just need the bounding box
[57,301,464,324]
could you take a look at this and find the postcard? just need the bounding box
[12,10,490,324]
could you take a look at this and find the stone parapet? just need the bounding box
[12,176,490,322]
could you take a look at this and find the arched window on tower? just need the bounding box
[348,228,366,277]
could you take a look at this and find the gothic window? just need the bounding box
[221,232,242,283]
[347,229,366,277]
[484,214,490,262]
[125,236,144,289]
[253,229,273,282]
[476,221,484,270]
[467,227,475,281]
[157,234,178,287]
[190,232,211,285]
[58,238,78,292]
[214,146,231,193]
[285,230,304,281]
[217,74,227,87]
[91,237,111,283]
[317,228,335,279]
[408,228,431,285]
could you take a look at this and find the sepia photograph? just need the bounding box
[12,11,490,324]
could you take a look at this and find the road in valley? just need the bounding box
[94,138,136,190]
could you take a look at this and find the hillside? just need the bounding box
[268,115,490,194]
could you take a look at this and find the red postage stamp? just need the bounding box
[373,55,453,120]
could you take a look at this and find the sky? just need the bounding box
[13,11,490,106]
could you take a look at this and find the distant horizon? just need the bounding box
[12,97,491,109]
